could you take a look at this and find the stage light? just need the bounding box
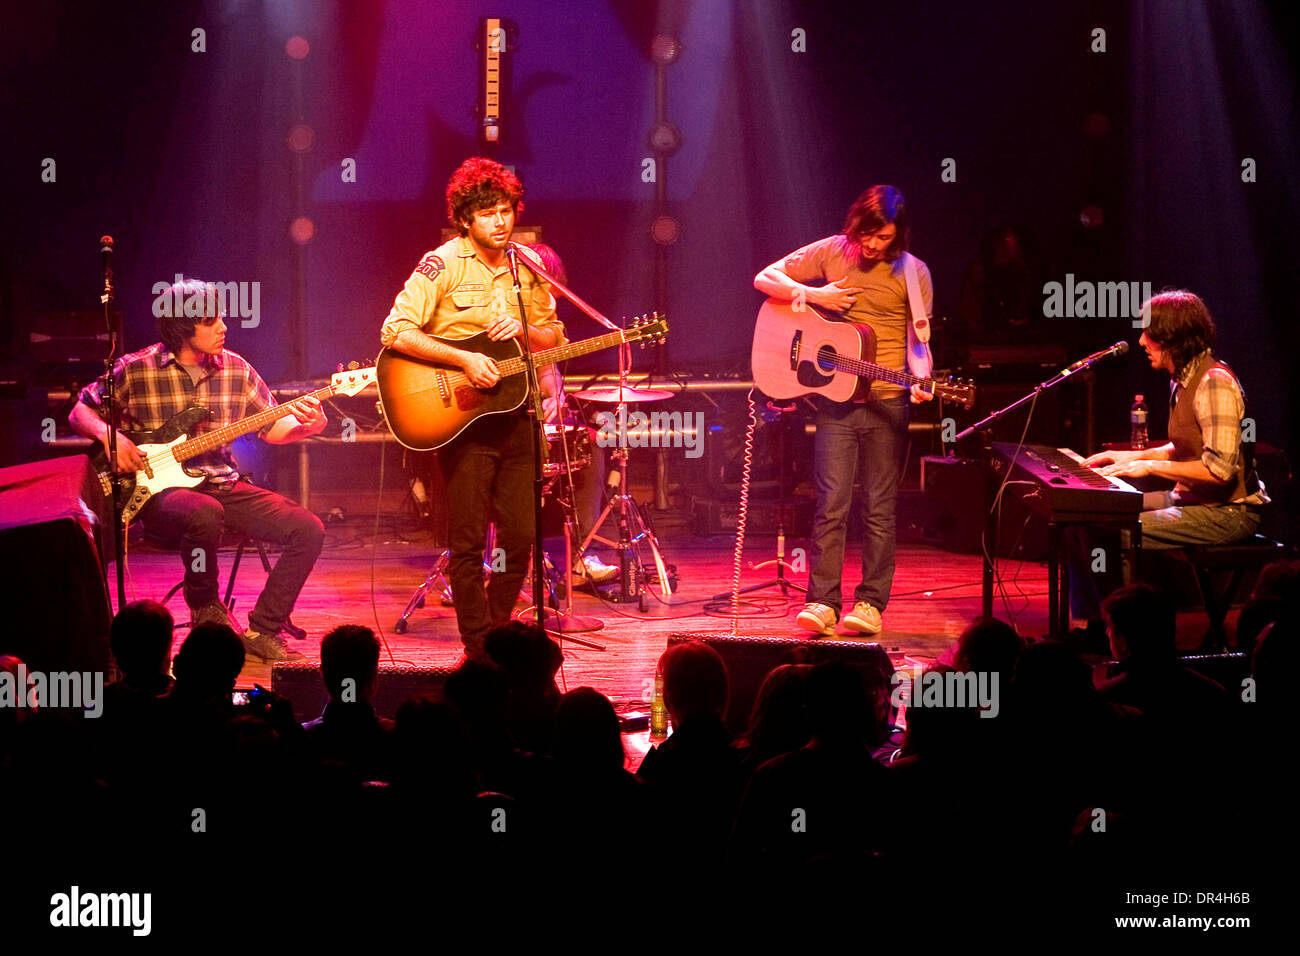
[285,36,309,60]
[287,124,315,153]
[648,120,682,156]
[290,216,316,244]
[650,33,681,64]
[650,215,680,246]
[1079,205,1105,229]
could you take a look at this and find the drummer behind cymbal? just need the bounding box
[530,242,619,588]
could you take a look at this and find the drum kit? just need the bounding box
[393,381,676,636]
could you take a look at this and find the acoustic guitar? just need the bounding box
[751,298,976,407]
[376,315,668,450]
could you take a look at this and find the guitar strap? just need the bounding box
[902,252,934,378]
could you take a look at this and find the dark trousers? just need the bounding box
[438,411,536,651]
[143,479,324,636]
[807,395,910,614]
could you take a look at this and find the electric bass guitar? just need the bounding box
[94,365,378,523]
[751,298,976,407]
[376,315,668,451]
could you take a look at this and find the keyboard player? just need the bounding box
[1070,290,1267,622]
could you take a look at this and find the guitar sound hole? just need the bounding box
[796,360,834,389]
[816,346,839,372]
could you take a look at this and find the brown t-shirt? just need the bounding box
[780,235,932,397]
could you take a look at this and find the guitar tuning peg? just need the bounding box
[347,360,360,371]
[335,363,344,373]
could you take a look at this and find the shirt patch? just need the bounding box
[415,254,445,280]
[454,282,486,293]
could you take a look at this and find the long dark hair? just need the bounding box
[1143,289,1216,379]
[842,185,909,261]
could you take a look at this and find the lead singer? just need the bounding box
[380,158,566,658]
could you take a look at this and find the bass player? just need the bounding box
[70,276,326,663]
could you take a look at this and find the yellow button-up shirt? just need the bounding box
[380,236,565,347]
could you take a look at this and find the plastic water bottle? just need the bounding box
[1129,395,1148,449]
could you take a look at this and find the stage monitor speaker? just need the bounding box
[271,662,456,721]
[667,632,896,738]
[0,456,112,673]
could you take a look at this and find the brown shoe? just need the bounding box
[242,629,304,663]
[191,600,241,632]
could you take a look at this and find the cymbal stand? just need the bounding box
[577,338,673,607]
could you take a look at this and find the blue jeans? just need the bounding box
[1139,500,1261,550]
[1067,501,1262,619]
[807,396,909,614]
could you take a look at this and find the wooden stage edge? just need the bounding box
[104,533,1234,767]
[107,532,1233,684]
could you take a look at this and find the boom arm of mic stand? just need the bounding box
[509,245,621,332]
[953,361,1092,445]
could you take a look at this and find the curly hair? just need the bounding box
[445,157,524,235]
[842,184,909,261]
[1142,289,1216,378]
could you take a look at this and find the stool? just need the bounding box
[162,535,306,639]
[1173,535,1292,652]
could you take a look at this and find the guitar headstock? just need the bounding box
[933,376,976,409]
[330,363,378,397]
[627,312,668,348]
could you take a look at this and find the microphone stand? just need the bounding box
[506,245,549,634]
[954,348,1125,621]
[98,236,128,611]
[506,245,604,651]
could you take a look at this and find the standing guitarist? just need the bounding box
[754,185,934,637]
[379,157,565,658]
[70,276,327,663]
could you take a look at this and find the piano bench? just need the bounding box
[1171,536,1293,652]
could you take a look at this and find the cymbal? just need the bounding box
[571,385,673,404]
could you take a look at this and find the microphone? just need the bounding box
[505,242,520,291]
[1059,341,1128,376]
[99,235,115,302]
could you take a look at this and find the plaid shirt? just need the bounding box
[78,342,274,486]
[1171,350,1266,504]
